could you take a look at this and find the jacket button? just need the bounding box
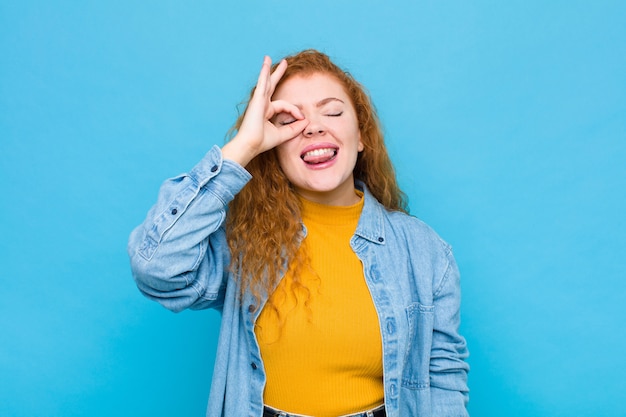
[248,304,255,313]
[210,165,218,172]
[251,362,258,370]
[171,208,178,215]
[378,237,384,242]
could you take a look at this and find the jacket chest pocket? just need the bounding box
[402,302,434,389]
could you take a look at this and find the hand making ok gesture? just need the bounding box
[222,56,307,167]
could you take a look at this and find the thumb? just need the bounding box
[275,119,307,143]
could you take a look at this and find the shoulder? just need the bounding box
[358,182,452,257]
[383,209,452,255]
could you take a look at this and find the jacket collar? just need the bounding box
[298,181,387,245]
[354,180,386,245]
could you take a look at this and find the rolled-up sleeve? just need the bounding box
[127,145,251,312]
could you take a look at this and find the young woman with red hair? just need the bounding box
[128,50,469,417]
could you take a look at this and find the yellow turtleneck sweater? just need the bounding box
[254,192,384,416]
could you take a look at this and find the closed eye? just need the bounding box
[326,111,343,117]
[273,113,297,126]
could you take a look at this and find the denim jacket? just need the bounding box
[128,146,469,417]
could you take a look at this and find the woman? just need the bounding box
[128,49,469,417]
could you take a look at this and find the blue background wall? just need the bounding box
[1,1,625,416]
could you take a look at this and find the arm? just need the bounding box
[128,56,307,312]
[430,247,470,416]
[127,146,251,312]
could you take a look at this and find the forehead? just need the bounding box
[273,73,350,103]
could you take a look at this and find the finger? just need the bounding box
[245,56,273,122]
[268,59,288,94]
[253,56,272,99]
[268,99,304,120]
[275,119,308,143]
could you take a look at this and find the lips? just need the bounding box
[299,142,339,165]
[301,147,338,164]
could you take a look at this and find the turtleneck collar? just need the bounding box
[299,190,364,227]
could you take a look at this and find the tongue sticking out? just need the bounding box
[301,148,337,165]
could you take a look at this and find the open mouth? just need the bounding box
[300,147,338,165]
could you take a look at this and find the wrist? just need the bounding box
[221,137,257,168]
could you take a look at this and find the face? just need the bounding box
[272,73,364,206]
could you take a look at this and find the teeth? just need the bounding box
[303,148,335,158]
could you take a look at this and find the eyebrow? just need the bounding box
[317,97,344,107]
[294,97,345,109]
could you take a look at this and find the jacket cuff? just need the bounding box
[189,145,252,201]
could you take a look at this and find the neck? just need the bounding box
[294,181,360,206]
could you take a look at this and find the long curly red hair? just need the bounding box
[226,49,407,304]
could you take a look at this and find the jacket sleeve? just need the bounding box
[127,145,251,313]
[430,247,470,416]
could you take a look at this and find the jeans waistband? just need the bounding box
[262,403,386,417]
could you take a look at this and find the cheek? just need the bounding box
[276,143,296,171]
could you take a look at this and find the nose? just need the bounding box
[303,116,326,137]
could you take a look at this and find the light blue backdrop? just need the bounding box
[1,1,625,416]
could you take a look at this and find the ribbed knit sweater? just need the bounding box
[254,192,384,416]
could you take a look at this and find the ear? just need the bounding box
[357,132,364,152]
